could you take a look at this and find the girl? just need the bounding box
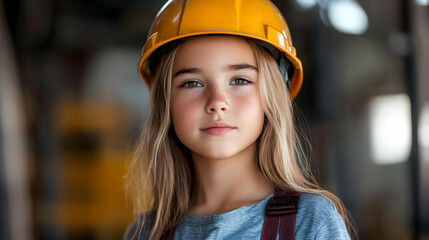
[126,0,354,239]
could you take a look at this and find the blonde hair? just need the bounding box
[126,38,355,239]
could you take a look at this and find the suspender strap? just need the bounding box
[261,190,300,240]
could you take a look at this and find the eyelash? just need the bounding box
[179,77,252,88]
[180,80,203,88]
[231,78,251,85]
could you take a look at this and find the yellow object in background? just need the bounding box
[52,100,133,239]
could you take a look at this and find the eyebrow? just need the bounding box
[174,64,258,77]
[174,68,201,77]
[228,64,258,72]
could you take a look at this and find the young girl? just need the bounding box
[126,0,354,239]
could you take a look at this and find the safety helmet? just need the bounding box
[138,0,303,99]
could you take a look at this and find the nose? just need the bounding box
[205,87,229,114]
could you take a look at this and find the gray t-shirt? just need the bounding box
[125,193,350,239]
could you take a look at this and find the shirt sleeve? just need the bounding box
[314,211,351,240]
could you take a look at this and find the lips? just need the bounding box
[201,122,236,136]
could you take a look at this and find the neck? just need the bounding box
[188,142,274,216]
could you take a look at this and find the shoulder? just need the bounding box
[124,212,153,240]
[297,192,337,216]
[296,193,350,239]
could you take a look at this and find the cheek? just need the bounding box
[233,90,265,136]
[235,90,264,119]
[171,92,201,132]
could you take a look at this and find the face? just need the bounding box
[170,36,265,160]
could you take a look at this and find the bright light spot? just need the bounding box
[419,103,429,148]
[327,0,369,35]
[416,0,429,6]
[295,0,317,9]
[369,94,411,164]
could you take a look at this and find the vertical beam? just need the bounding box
[0,3,32,240]
[401,0,420,239]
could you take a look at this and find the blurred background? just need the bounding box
[0,0,428,239]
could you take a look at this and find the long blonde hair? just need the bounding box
[126,38,355,239]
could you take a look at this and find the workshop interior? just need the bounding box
[1,0,428,239]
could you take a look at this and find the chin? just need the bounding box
[197,151,235,160]
[191,147,240,160]
[192,142,258,161]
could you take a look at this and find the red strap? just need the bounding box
[261,190,300,240]
[261,215,279,239]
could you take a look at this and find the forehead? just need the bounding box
[173,36,256,70]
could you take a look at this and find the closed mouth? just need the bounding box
[201,127,235,135]
[201,122,236,136]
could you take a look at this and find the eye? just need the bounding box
[180,80,203,88]
[231,78,251,85]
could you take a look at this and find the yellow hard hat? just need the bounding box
[138,0,303,99]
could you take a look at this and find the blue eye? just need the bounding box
[181,80,203,88]
[231,78,250,85]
